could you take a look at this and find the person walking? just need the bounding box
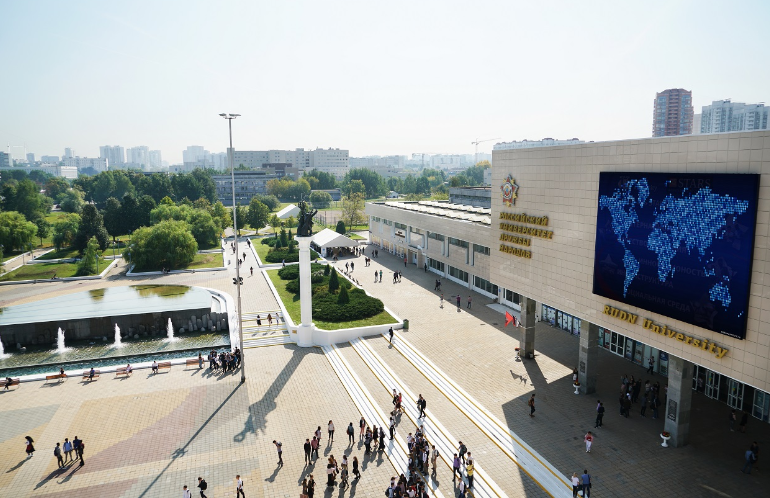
[466,462,475,488]
[580,470,591,498]
[379,270,383,282]
[739,410,749,433]
[404,257,407,267]
[328,420,335,442]
[236,475,245,498]
[431,445,439,474]
[389,418,395,440]
[197,477,208,498]
[742,447,757,474]
[304,439,312,464]
[647,356,655,374]
[77,438,85,466]
[584,431,593,453]
[311,436,319,459]
[528,394,536,417]
[359,417,366,440]
[651,396,659,419]
[640,395,648,418]
[458,441,467,464]
[456,295,461,310]
[452,453,461,479]
[54,442,64,468]
[352,456,360,480]
[571,472,581,497]
[595,402,604,428]
[63,438,73,462]
[347,422,355,444]
[440,294,444,308]
[389,327,394,343]
[273,440,283,466]
[417,394,427,418]
[375,270,379,283]
[183,485,192,498]
[467,295,472,309]
[307,475,315,498]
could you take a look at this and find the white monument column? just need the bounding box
[295,236,315,347]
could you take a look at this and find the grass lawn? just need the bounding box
[36,247,81,260]
[0,259,107,281]
[266,269,396,331]
[133,252,224,272]
[347,233,366,240]
[252,238,272,262]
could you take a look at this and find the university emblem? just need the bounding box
[500,174,519,207]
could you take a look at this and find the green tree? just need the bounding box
[345,179,366,197]
[193,197,212,211]
[187,209,218,247]
[324,263,331,276]
[74,204,110,252]
[304,169,337,189]
[403,175,417,194]
[309,190,332,209]
[137,195,157,228]
[139,174,175,202]
[35,218,51,246]
[343,168,386,198]
[125,220,198,270]
[341,193,366,231]
[337,283,350,304]
[285,215,297,229]
[328,268,340,293]
[59,188,85,213]
[76,236,101,276]
[247,198,270,231]
[270,214,281,237]
[102,197,122,241]
[1,179,50,220]
[45,177,70,200]
[160,195,175,205]
[288,178,311,201]
[0,211,37,251]
[210,201,232,231]
[253,194,280,211]
[279,227,288,247]
[121,193,140,233]
[416,176,431,194]
[335,220,346,234]
[52,213,81,251]
[450,175,469,187]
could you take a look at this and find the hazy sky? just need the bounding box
[1,0,769,164]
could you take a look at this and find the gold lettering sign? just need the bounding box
[603,305,728,359]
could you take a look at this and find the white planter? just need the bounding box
[660,434,670,447]
[573,384,581,394]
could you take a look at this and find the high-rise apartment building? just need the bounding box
[63,148,75,159]
[126,146,150,168]
[230,147,348,179]
[149,150,163,170]
[700,99,769,134]
[652,88,693,137]
[100,145,125,166]
[41,155,59,163]
[0,151,12,168]
[63,156,108,173]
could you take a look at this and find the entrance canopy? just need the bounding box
[311,228,358,249]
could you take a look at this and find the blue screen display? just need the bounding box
[593,172,759,339]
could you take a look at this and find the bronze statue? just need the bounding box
[297,200,318,237]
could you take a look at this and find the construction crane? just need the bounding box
[471,137,500,165]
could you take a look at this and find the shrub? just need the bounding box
[324,264,331,276]
[312,288,384,322]
[278,263,326,280]
[328,268,340,292]
[285,273,325,293]
[261,237,278,247]
[337,284,350,304]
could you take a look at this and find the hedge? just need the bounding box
[261,237,278,247]
[265,247,319,263]
[312,288,384,322]
[277,263,327,280]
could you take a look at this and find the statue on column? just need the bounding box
[297,200,318,237]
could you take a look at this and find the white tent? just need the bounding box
[276,204,301,219]
[311,228,358,257]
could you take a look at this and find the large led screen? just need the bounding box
[593,172,759,339]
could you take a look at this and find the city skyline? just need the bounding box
[1,0,769,163]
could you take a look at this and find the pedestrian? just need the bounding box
[389,418,395,440]
[198,352,203,369]
[328,420,335,442]
[268,314,273,326]
[389,327,394,343]
[352,456,360,480]
[467,295,472,309]
[457,478,467,498]
[456,294,461,310]
[571,472,581,497]
[183,485,192,498]
[417,394,427,418]
[739,410,749,433]
[346,262,349,271]
[580,470,591,498]
[458,441,467,464]
[197,477,208,498]
[152,361,158,374]
[528,393,536,417]
[742,447,757,474]
[431,445,439,474]
[304,438,312,464]
[77,438,85,466]
[651,396,659,419]
[72,436,80,460]
[311,436,319,459]
[359,416,366,440]
[647,356,655,374]
[302,478,308,498]
[273,440,283,465]
[452,453,461,479]
[623,396,632,418]
[379,270,383,282]
[584,431,593,452]
[250,266,253,276]
[595,402,604,428]
[63,438,73,462]
[375,270,378,283]
[440,294,444,308]
[404,257,407,267]
[730,409,737,431]
[54,442,64,468]
[434,279,439,290]
[424,263,427,272]
[347,422,355,444]
[236,474,245,498]
[25,436,35,458]
[750,441,760,470]
[307,475,315,498]
[640,395,648,417]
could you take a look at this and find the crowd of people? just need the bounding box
[207,348,241,373]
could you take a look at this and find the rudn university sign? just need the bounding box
[498,175,554,259]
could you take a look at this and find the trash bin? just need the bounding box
[403,319,409,330]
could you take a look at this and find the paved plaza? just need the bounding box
[1,243,768,497]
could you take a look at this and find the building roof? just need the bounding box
[276,204,301,219]
[311,228,358,248]
[380,201,491,225]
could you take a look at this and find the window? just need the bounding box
[428,258,444,272]
[395,222,407,230]
[504,289,520,305]
[383,219,392,226]
[448,265,469,283]
[428,232,445,241]
[448,237,468,249]
[473,244,490,256]
[410,227,423,235]
[473,275,498,295]
[372,216,381,223]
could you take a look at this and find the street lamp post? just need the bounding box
[220,112,245,383]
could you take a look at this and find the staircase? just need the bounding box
[241,310,292,348]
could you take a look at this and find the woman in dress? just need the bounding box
[25,436,35,457]
[359,417,366,440]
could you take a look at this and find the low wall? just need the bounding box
[1,307,228,348]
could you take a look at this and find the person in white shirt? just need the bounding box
[328,420,335,442]
[235,474,245,497]
[152,361,158,374]
[182,485,192,498]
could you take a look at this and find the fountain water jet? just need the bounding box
[114,324,123,348]
[56,328,69,353]
[0,334,8,358]
[166,318,177,341]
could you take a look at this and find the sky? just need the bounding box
[1,0,769,164]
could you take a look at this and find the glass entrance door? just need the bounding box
[727,379,744,410]
[609,332,625,356]
[705,371,721,399]
[754,390,770,423]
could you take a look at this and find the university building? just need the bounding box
[366,130,770,446]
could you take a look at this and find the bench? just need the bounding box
[82,369,100,381]
[185,358,202,369]
[153,361,171,373]
[115,367,132,377]
[45,373,67,383]
[2,378,20,390]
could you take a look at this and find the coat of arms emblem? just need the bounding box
[500,174,519,207]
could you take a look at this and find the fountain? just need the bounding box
[0,334,8,359]
[166,318,177,341]
[56,328,69,353]
[114,324,123,348]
